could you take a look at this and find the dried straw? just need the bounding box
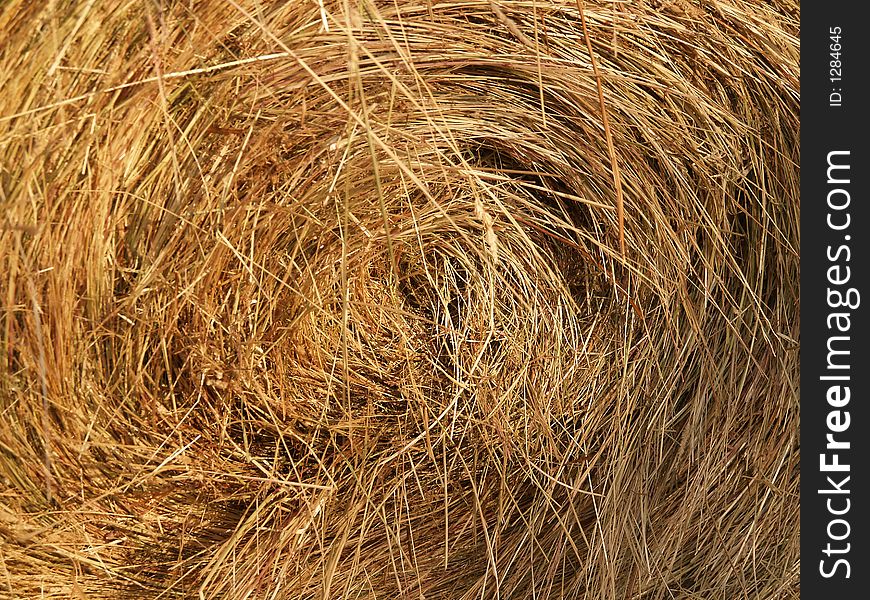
[0,0,799,598]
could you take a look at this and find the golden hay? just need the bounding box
[0,1,798,598]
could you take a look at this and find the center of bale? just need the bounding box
[135,118,631,593]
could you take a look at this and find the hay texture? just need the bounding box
[0,0,799,598]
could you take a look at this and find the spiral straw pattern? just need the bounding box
[0,1,799,598]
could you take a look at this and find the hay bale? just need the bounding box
[0,1,799,598]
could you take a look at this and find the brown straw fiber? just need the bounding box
[0,1,799,598]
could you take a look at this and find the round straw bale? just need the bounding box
[0,1,799,598]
